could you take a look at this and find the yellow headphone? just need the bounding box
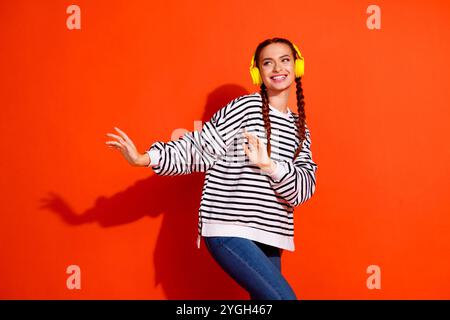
[249,42,304,86]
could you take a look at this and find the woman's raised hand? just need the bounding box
[105,127,148,167]
[242,128,276,174]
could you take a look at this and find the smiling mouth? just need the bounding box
[270,75,287,81]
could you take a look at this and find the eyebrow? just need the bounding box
[262,54,291,62]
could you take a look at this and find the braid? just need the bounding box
[293,76,306,160]
[260,83,272,157]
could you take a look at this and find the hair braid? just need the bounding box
[293,76,306,160]
[260,83,272,157]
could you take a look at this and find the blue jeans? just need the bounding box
[203,236,298,300]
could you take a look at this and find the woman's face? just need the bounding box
[258,42,296,93]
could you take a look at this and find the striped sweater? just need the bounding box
[147,92,318,251]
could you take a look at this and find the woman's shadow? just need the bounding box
[40,84,251,300]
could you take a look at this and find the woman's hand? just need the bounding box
[242,128,277,174]
[105,127,148,167]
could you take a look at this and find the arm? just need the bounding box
[265,125,318,207]
[147,97,246,176]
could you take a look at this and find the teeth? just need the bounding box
[272,75,286,80]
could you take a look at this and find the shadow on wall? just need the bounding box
[40,84,251,300]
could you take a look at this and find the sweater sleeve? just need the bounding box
[265,124,318,207]
[147,97,245,176]
[146,149,160,167]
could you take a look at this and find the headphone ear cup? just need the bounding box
[256,69,262,86]
[250,67,262,86]
[250,67,257,85]
[295,59,304,78]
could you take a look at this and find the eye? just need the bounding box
[263,61,271,66]
[282,58,290,62]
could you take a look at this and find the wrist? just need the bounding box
[260,160,277,174]
[136,152,150,167]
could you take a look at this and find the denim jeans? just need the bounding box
[203,236,298,300]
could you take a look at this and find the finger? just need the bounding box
[116,127,138,149]
[242,143,249,156]
[114,127,133,146]
[248,133,257,145]
[244,129,258,142]
[106,133,126,144]
[243,132,249,144]
[105,141,122,149]
[247,139,256,151]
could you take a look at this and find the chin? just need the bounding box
[265,82,293,93]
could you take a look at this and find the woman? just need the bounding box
[106,37,318,300]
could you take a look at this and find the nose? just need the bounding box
[273,63,281,72]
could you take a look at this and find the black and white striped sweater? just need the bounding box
[147,92,318,251]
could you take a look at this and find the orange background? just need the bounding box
[1,0,449,299]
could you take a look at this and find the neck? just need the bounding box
[266,88,290,113]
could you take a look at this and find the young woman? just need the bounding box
[106,37,318,300]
